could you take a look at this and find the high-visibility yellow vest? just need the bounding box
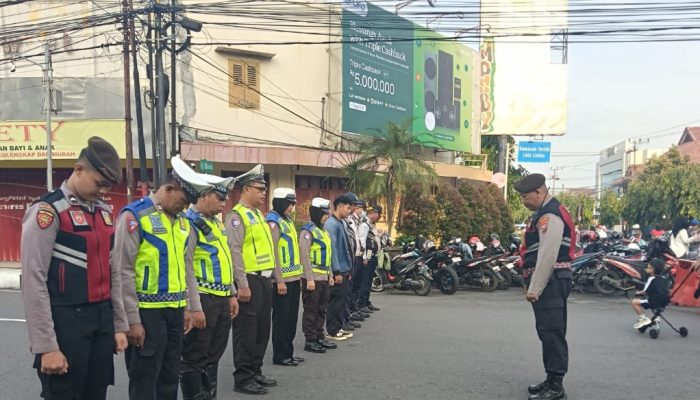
[266,211,302,279]
[232,204,275,273]
[123,197,190,309]
[302,222,332,275]
[186,207,234,296]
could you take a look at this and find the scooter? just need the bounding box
[372,249,433,296]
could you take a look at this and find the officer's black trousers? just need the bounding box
[36,301,115,400]
[125,307,184,400]
[272,280,300,362]
[301,279,330,340]
[181,293,231,373]
[326,278,348,335]
[532,276,571,377]
[231,274,272,385]
[360,258,378,307]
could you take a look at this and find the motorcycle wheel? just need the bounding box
[436,267,459,295]
[371,270,385,292]
[480,268,499,292]
[594,269,621,296]
[497,268,513,290]
[412,276,432,296]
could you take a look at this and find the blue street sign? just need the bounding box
[517,141,551,163]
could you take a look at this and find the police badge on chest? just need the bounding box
[149,215,167,234]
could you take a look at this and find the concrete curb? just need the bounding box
[0,268,21,290]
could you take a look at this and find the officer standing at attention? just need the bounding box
[266,188,305,366]
[299,198,337,353]
[21,137,128,400]
[115,155,209,400]
[225,164,278,395]
[180,174,240,400]
[515,173,576,400]
[357,204,383,312]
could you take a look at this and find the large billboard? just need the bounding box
[480,0,568,136]
[341,1,477,152]
[0,120,126,160]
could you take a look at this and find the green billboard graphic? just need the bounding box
[341,1,475,152]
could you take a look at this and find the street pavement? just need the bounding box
[1,287,699,400]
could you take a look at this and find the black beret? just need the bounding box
[514,173,546,193]
[82,136,121,184]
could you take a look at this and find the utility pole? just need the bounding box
[129,0,148,195]
[170,0,177,156]
[122,0,134,202]
[550,167,560,195]
[147,12,159,185]
[44,42,53,191]
[154,0,167,185]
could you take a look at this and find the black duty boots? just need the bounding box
[528,375,566,400]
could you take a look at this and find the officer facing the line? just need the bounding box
[115,155,209,400]
[225,164,278,395]
[266,188,305,366]
[21,137,128,400]
[516,173,576,400]
[299,198,337,353]
[180,174,240,400]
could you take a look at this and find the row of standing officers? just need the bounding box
[20,137,384,399]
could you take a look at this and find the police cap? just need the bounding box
[514,173,546,194]
[235,164,266,187]
[81,136,122,184]
[367,204,382,215]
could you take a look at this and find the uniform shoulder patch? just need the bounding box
[126,215,139,233]
[231,218,241,228]
[538,216,550,233]
[36,205,55,229]
[304,232,311,240]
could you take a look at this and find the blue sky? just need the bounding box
[540,39,700,189]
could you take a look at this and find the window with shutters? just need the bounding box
[228,59,260,110]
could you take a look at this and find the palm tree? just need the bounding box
[343,120,436,235]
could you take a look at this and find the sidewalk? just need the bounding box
[0,262,21,290]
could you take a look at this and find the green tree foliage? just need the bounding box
[557,191,596,228]
[398,182,514,243]
[343,120,436,235]
[621,147,700,226]
[598,190,621,227]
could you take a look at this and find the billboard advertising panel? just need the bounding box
[341,1,476,152]
[480,0,568,136]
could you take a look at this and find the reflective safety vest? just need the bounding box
[302,222,332,275]
[266,211,302,279]
[186,208,234,296]
[232,204,275,273]
[123,197,190,308]
[39,190,113,306]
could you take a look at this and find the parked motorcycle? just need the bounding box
[399,237,460,295]
[372,249,433,296]
[594,237,676,296]
[451,254,500,292]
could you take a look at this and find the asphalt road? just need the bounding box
[1,287,699,400]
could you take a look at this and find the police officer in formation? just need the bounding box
[357,204,383,312]
[115,155,209,400]
[515,173,575,400]
[180,174,239,400]
[299,197,336,353]
[22,150,388,399]
[21,137,128,400]
[225,165,278,395]
[266,188,305,366]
